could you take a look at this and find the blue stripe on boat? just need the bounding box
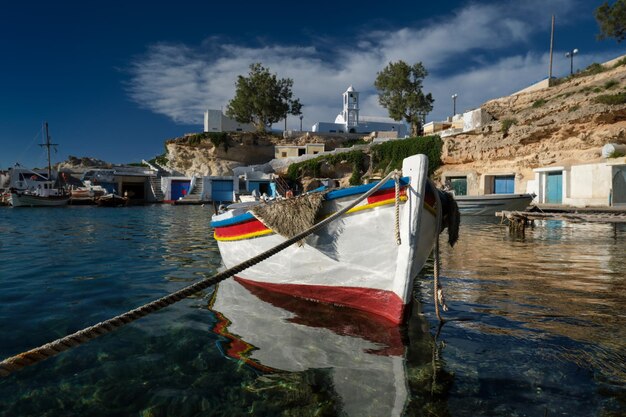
[324,177,409,200]
[211,212,255,227]
[210,176,410,228]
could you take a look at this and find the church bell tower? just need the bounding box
[342,85,359,132]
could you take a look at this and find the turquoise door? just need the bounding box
[546,172,562,204]
[449,177,467,196]
[613,168,626,205]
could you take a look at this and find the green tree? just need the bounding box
[226,63,302,132]
[374,61,434,137]
[595,0,626,42]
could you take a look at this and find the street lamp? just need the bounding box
[565,48,578,75]
[451,94,458,116]
[299,115,303,131]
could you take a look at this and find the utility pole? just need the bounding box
[549,15,555,82]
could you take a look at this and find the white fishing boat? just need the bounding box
[211,154,459,324]
[8,123,69,207]
[455,193,534,216]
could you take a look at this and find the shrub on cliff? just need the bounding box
[287,150,365,185]
[594,92,626,104]
[371,135,442,175]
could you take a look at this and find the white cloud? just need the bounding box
[127,0,618,130]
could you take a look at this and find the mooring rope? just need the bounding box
[394,172,401,246]
[0,170,401,378]
[432,181,447,322]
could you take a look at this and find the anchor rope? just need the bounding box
[432,180,447,322]
[0,169,401,378]
[394,172,401,246]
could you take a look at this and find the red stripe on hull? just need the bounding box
[234,276,407,324]
[215,219,269,238]
[367,187,406,204]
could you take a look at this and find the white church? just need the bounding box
[312,86,408,137]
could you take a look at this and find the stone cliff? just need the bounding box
[164,132,363,177]
[438,59,626,191]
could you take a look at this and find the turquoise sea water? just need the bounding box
[0,205,624,416]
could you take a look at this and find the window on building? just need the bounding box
[298,149,306,156]
[448,177,467,196]
[312,151,319,154]
[281,152,287,158]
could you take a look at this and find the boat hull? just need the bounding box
[9,192,69,207]
[455,193,533,216]
[211,155,437,324]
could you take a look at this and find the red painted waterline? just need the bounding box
[234,276,406,324]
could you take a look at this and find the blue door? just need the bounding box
[494,175,515,194]
[212,180,234,202]
[171,180,190,200]
[546,172,562,204]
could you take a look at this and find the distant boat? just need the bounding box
[8,123,69,207]
[69,183,107,205]
[455,193,534,216]
[96,193,128,207]
[211,154,460,324]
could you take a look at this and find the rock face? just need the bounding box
[165,133,276,176]
[438,62,626,193]
[165,132,366,177]
[55,155,112,171]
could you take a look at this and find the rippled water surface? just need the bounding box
[0,206,624,416]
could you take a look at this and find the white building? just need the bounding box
[204,109,255,133]
[527,157,626,207]
[312,86,408,137]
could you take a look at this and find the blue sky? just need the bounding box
[1,0,623,169]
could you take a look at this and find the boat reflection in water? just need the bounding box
[208,278,452,416]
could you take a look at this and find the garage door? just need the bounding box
[171,180,190,200]
[212,180,234,202]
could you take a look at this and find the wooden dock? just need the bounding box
[496,209,626,234]
[497,210,626,224]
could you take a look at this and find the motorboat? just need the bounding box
[455,193,534,216]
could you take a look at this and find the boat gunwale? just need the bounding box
[210,177,410,228]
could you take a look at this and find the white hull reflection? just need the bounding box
[208,278,422,417]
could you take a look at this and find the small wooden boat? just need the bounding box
[211,154,459,324]
[96,193,128,207]
[455,193,534,216]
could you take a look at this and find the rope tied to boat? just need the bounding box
[432,181,448,322]
[394,172,402,246]
[0,169,401,378]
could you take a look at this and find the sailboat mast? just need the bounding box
[45,122,52,179]
[39,121,58,180]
